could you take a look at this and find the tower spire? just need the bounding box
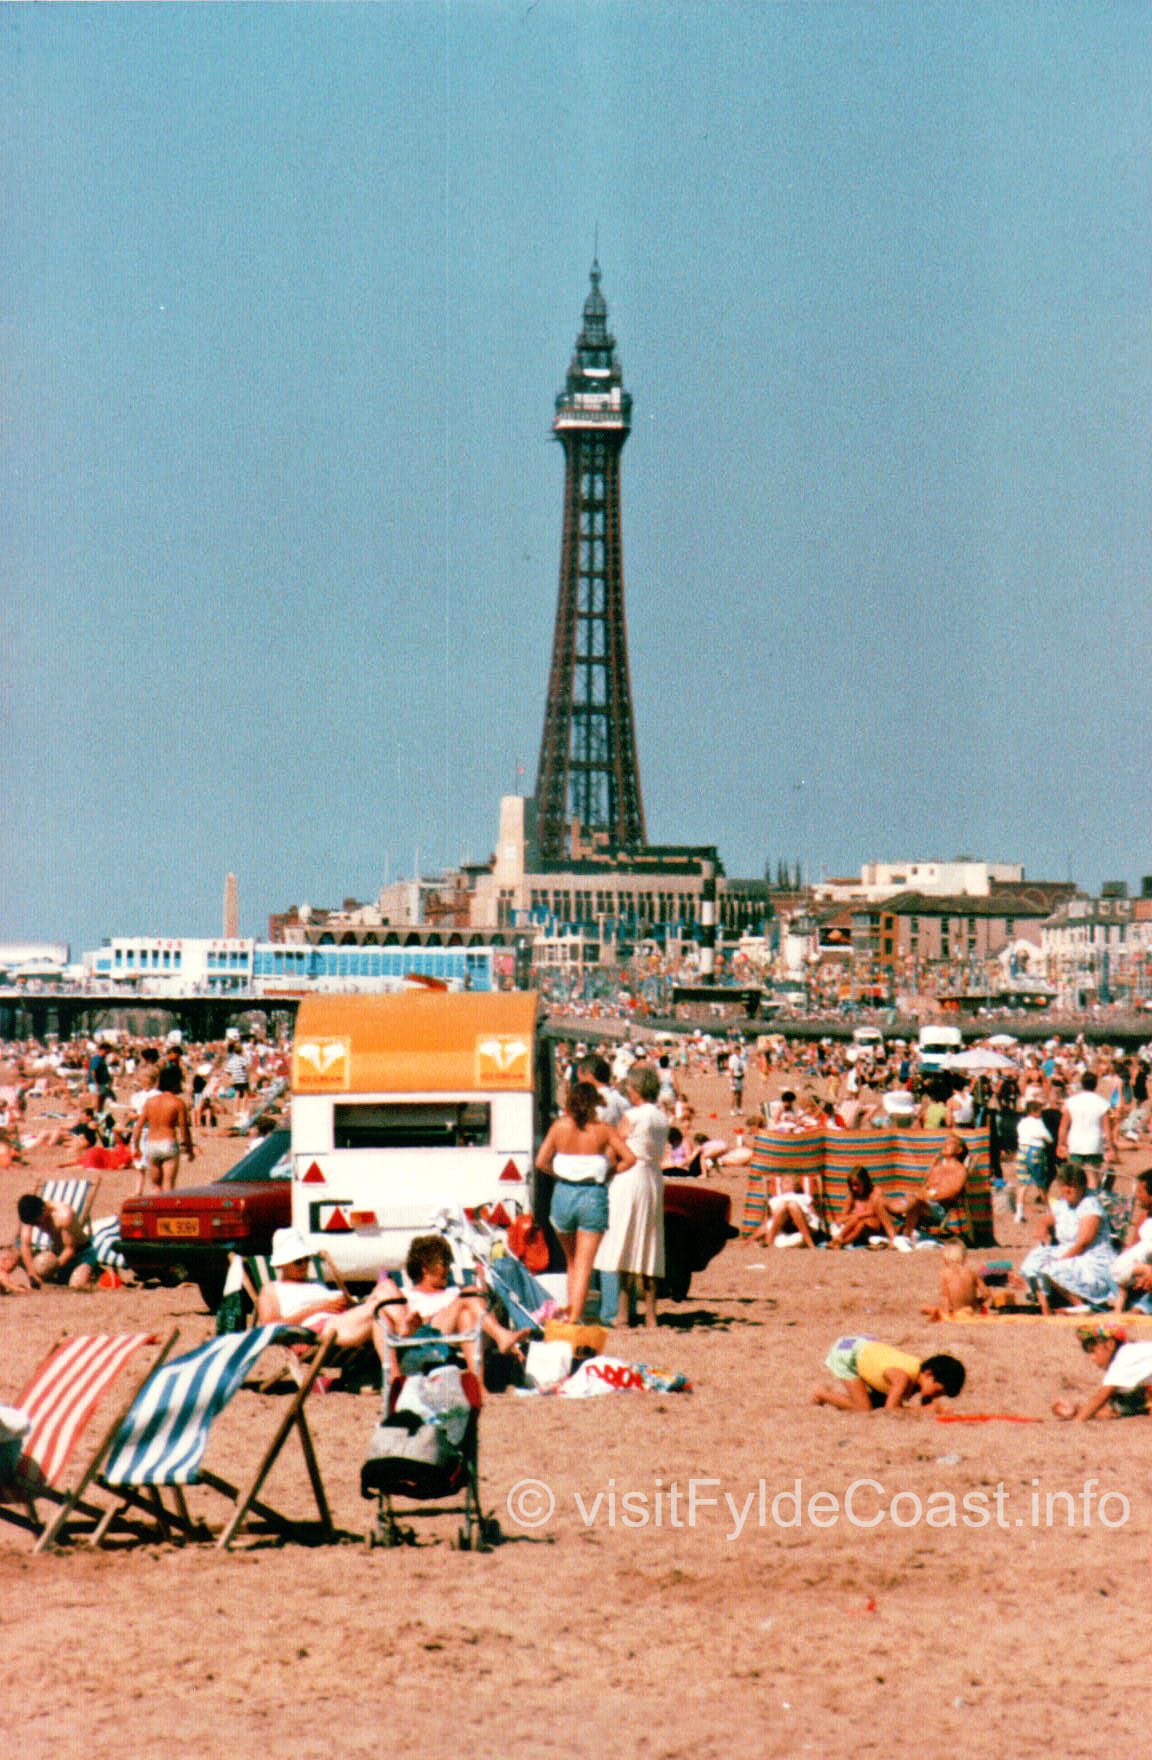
[533,265,646,862]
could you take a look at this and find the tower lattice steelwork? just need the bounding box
[533,263,646,862]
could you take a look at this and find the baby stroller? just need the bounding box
[360,1322,503,1552]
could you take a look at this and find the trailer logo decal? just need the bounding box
[294,1036,351,1091]
[475,1034,530,1087]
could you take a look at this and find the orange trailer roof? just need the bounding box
[292,991,538,1095]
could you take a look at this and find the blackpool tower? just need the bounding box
[532,262,646,863]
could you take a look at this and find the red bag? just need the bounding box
[506,1212,549,1274]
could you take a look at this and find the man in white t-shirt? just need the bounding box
[1056,1072,1116,1176]
[611,1044,636,1089]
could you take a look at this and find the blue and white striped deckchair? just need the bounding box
[435,1205,547,1335]
[486,1256,549,1335]
[88,1217,129,1272]
[93,1325,336,1549]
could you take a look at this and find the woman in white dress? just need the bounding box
[597,1066,668,1329]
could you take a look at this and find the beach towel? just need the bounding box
[935,1412,1044,1424]
[76,1143,134,1171]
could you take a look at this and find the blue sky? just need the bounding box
[4,3,1151,954]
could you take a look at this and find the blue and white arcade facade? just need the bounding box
[83,937,499,995]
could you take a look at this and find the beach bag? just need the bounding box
[215,1289,248,1335]
[543,1319,607,1360]
[507,1212,550,1274]
[365,1366,471,1470]
[0,1404,30,1479]
[559,1355,647,1398]
[525,1339,573,1390]
[364,1412,455,1472]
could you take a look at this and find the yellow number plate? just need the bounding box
[157,1217,200,1239]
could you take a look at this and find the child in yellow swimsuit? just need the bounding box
[812,1335,966,1411]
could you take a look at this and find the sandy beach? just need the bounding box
[2,1064,1150,1759]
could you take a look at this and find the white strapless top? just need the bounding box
[553,1152,611,1186]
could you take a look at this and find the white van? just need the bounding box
[289,991,544,1279]
[917,1024,963,1073]
[851,1026,885,1055]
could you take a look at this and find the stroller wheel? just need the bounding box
[369,1509,400,1549]
[479,1516,503,1550]
[456,1525,473,1551]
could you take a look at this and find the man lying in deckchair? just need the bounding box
[256,1229,397,1348]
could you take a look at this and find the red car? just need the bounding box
[117,1128,737,1309]
[660,1180,738,1300]
[117,1130,293,1308]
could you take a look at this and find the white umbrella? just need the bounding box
[942,1048,1019,1072]
[986,1034,1018,1048]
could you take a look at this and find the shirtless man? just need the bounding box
[15,1193,97,1289]
[899,1135,969,1236]
[131,1064,194,1194]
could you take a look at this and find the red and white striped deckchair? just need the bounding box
[92,1325,337,1550]
[0,1330,179,1553]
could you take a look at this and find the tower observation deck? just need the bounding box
[532,262,646,862]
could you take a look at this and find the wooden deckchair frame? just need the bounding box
[0,1329,181,1554]
[90,1334,337,1550]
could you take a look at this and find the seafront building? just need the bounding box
[79,936,503,995]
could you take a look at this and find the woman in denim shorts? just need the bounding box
[536,1080,636,1322]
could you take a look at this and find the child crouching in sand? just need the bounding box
[1051,1323,1152,1422]
[921,1241,990,1320]
[812,1335,966,1412]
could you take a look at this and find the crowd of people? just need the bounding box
[0,1026,287,1291]
[2,1016,1152,1424]
[544,1026,1152,1423]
